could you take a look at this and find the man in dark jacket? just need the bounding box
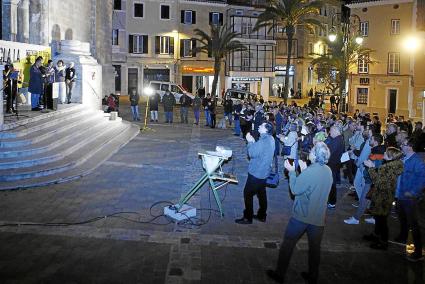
[129,88,140,121]
[179,92,192,124]
[29,56,44,111]
[252,104,265,140]
[162,90,175,123]
[325,125,345,208]
[192,93,202,125]
[223,97,233,126]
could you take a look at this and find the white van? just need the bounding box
[148,81,194,104]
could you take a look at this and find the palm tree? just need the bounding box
[193,25,246,101]
[312,31,375,111]
[254,0,324,104]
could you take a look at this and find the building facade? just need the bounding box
[113,0,227,97]
[347,0,425,123]
[225,2,276,99]
[1,0,115,96]
[272,2,341,99]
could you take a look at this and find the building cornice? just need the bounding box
[347,0,413,9]
[179,0,227,7]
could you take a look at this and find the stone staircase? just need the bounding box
[0,105,140,190]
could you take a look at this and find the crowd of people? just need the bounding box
[223,98,425,284]
[2,57,77,113]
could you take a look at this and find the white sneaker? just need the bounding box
[365,217,375,224]
[344,216,359,225]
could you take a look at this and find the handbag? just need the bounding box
[18,93,27,104]
[266,156,280,188]
[281,140,297,156]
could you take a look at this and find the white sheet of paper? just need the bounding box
[340,151,350,163]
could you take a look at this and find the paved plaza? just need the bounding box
[0,104,424,284]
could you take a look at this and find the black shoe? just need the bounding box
[253,215,266,222]
[363,234,379,242]
[266,269,284,283]
[31,107,41,111]
[370,242,388,250]
[235,217,252,224]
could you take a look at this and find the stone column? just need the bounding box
[29,0,48,45]
[17,0,30,43]
[2,0,20,41]
[39,0,49,46]
[0,64,4,130]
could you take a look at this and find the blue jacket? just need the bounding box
[247,133,275,179]
[398,153,425,200]
[28,64,44,95]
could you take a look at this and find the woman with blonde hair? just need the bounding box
[363,147,404,250]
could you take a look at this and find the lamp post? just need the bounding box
[328,11,363,113]
[141,87,155,132]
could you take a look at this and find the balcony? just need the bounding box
[229,15,275,40]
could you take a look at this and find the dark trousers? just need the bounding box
[373,215,389,243]
[397,199,423,256]
[243,174,267,220]
[345,159,357,184]
[210,113,216,128]
[328,168,338,205]
[276,218,324,284]
[5,84,16,112]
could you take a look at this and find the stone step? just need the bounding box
[0,121,133,182]
[0,117,116,170]
[0,121,140,190]
[0,104,87,141]
[0,112,105,158]
[0,108,96,149]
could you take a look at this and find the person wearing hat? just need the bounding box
[235,122,275,224]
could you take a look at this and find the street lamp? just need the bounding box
[328,11,363,113]
[141,87,155,132]
[328,27,337,42]
[403,35,420,52]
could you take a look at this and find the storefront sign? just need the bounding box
[182,66,214,74]
[275,65,295,76]
[377,78,402,86]
[360,78,370,85]
[232,77,262,82]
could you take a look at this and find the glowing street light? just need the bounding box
[141,87,155,132]
[355,35,364,45]
[403,36,420,52]
[329,33,337,42]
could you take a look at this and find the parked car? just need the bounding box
[224,89,260,104]
[148,81,194,103]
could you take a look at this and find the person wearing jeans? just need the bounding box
[28,56,44,111]
[267,142,332,284]
[395,138,425,262]
[344,133,385,225]
[202,94,211,126]
[129,88,140,121]
[192,93,202,125]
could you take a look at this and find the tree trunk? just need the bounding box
[284,27,295,105]
[211,58,221,105]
